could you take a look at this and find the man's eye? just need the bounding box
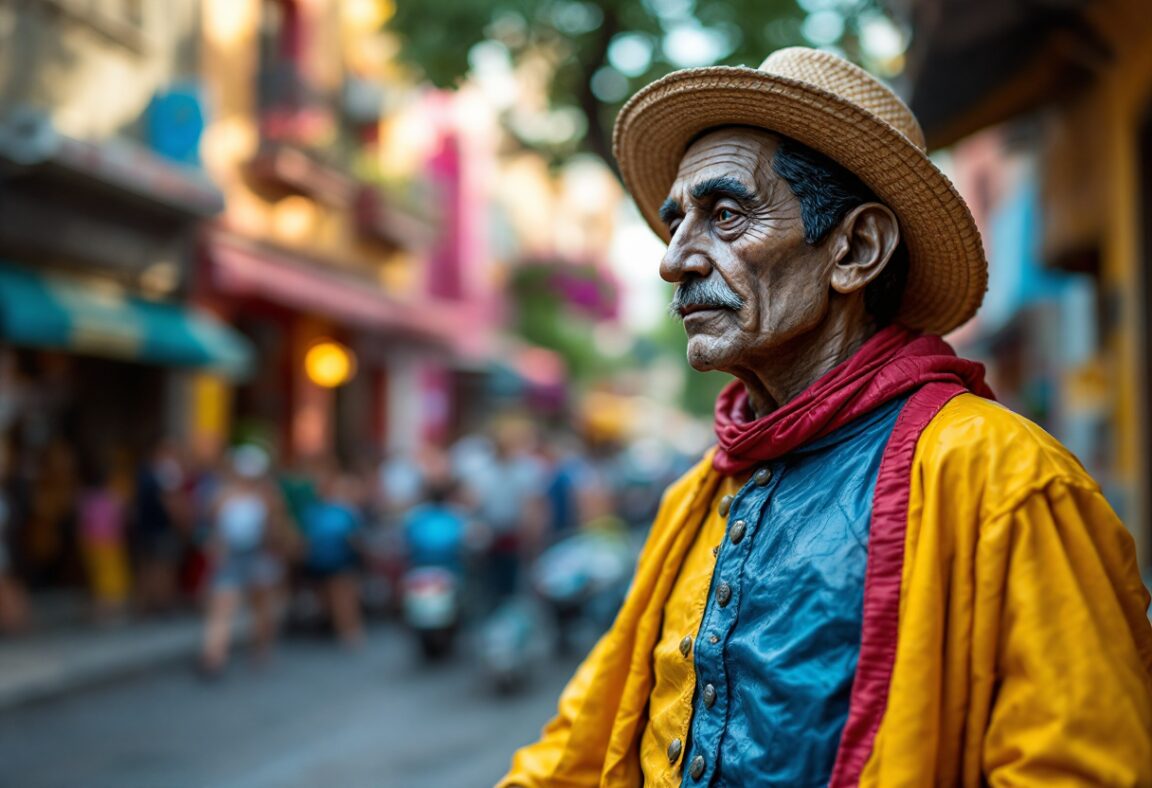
[716,208,737,222]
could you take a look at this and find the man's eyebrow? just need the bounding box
[690,176,756,203]
[659,176,756,226]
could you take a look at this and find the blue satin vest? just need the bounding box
[681,396,907,787]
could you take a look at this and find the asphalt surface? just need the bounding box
[0,624,580,788]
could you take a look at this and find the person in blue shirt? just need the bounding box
[402,477,468,574]
[302,472,364,647]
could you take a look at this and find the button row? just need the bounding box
[684,470,773,784]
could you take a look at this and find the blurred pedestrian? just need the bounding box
[458,421,545,605]
[377,444,448,524]
[539,429,619,536]
[538,431,587,537]
[199,445,288,676]
[132,438,184,614]
[301,471,364,648]
[183,439,225,599]
[26,439,77,586]
[78,456,130,624]
[377,448,422,517]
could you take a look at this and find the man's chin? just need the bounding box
[685,336,731,373]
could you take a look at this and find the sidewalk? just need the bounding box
[0,592,244,710]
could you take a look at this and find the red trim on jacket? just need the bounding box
[828,381,967,786]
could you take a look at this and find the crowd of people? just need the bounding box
[0,417,685,677]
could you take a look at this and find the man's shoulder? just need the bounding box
[915,393,1100,516]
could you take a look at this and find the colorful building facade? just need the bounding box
[196,0,500,465]
[902,0,1152,573]
[0,0,252,587]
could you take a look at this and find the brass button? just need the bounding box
[708,634,719,644]
[716,581,732,607]
[702,683,717,708]
[679,635,692,657]
[689,755,706,780]
[718,494,733,517]
[729,520,746,545]
[667,737,683,763]
[753,467,772,486]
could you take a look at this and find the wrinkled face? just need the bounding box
[660,128,835,374]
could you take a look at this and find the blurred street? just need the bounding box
[0,624,577,788]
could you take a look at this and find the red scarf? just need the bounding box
[713,324,995,475]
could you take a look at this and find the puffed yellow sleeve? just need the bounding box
[496,632,614,788]
[983,478,1152,786]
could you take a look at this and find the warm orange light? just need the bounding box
[204,0,258,48]
[273,195,316,241]
[343,0,394,32]
[304,340,357,388]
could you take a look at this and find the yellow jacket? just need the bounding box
[500,394,1152,786]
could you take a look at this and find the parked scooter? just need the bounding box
[530,515,636,655]
[475,516,637,694]
[401,565,461,659]
[476,596,550,694]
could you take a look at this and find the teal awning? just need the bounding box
[0,263,253,379]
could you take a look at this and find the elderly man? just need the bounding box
[500,48,1152,787]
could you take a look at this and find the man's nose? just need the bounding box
[659,215,712,284]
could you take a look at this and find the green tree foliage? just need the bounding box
[389,0,891,174]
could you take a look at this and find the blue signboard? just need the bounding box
[147,82,206,166]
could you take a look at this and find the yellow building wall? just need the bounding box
[1094,10,1152,568]
[199,0,416,293]
[0,0,203,141]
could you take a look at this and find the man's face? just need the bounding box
[660,128,834,374]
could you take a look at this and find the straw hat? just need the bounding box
[612,47,987,335]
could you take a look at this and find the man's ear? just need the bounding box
[828,202,900,295]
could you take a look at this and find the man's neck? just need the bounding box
[734,309,878,418]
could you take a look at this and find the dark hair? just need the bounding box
[424,477,457,505]
[770,138,909,326]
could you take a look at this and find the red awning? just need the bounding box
[205,234,492,358]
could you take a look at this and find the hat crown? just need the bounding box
[759,48,925,151]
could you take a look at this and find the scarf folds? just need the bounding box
[713,324,995,475]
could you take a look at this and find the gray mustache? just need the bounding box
[669,276,745,319]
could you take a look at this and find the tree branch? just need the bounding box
[575,4,621,180]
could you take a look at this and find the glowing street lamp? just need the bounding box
[304,339,357,388]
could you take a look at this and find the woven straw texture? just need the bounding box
[612,47,987,336]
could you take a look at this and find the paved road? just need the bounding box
[0,625,580,788]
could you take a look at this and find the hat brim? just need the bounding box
[612,65,987,336]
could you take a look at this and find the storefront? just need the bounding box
[200,230,491,467]
[0,114,250,589]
